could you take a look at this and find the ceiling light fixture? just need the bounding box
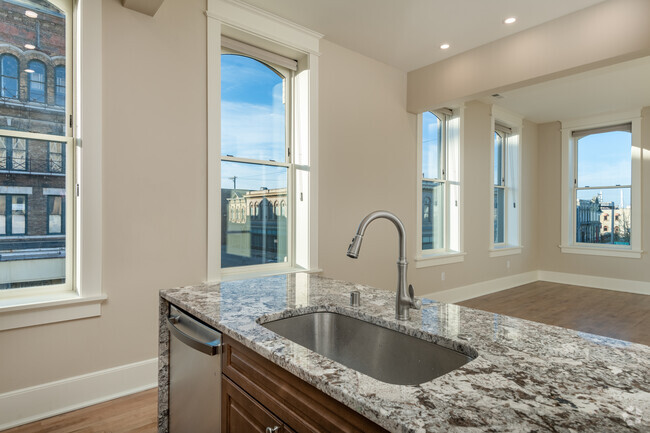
[24,43,35,50]
[25,10,38,18]
[440,43,450,50]
[24,69,34,74]
[504,17,516,24]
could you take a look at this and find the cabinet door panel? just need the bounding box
[223,376,289,433]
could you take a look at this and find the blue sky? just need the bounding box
[221,54,287,191]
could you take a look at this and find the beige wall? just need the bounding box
[537,108,650,281]
[407,0,650,113]
[317,43,539,294]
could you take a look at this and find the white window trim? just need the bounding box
[206,0,322,282]
[415,106,465,267]
[560,110,643,259]
[0,0,106,331]
[489,105,523,256]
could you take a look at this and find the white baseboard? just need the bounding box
[537,270,650,296]
[421,271,539,303]
[421,269,650,304]
[0,358,158,430]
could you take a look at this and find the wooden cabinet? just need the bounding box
[222,376,293,433]
[221,335,388,433]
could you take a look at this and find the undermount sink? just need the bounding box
[261,311,475,385]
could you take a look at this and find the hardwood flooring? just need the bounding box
[459,281,650,346]
[5,281,648,432]
[3,388,158,433]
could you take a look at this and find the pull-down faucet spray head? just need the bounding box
[346,234,363,259]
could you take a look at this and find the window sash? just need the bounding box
[219,49,295,272]
[420,110,458,254]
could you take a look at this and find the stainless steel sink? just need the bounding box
[261,311,475,385]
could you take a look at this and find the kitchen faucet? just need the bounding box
[347,211,421,321]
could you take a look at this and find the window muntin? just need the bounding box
[0,54,19,99]
[574,128,632,245]
[420,110,460,254]
[220,51,292,270]
[0,0,71,292]
[27,60,46,103]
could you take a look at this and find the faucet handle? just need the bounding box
[408,284,422,310]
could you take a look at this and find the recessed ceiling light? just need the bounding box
[24,44,35,50]
[504,17,517,24]
[440,43,450,50]
[24,69,34,74]
[25,10,38,18]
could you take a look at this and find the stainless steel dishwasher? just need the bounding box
[167,305,222,433]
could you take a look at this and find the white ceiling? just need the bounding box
[240,0,607,72]
[480,56,650,123]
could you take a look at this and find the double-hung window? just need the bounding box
[489,107,522,256]
[207,0,321,281]
[220,46,293,271]
[416,109,463,267]
[561,113,642,258]
[0,0,72,292]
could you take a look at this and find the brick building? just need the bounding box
[0,0,67,288]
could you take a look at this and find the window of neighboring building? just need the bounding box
[0,137,28,171]
[416,109,463,266]
[55,65,65,107]
[27,60,46,103]
[489,108,522,257]
[561,114,642,258]
[0,54,19,99]
[49,141,64,173]
[0,194,27,235]
[47,196,63,234]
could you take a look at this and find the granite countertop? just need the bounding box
[160,273,650,433]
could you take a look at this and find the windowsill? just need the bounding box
[218,266,323,282]
[560,245,643,259]
[489,246,522,257]
[0,292,107,330]
[414,251,466,268]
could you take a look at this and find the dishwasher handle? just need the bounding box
[167,315,221,356]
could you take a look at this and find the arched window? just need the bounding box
[249,203,253,217]
[55,65,65,107]
[0,54,19,99]
[273,201,278,218]
[281,201,286,217]
[27,60,46,103]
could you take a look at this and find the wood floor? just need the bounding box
[3,388,158,433]
[5,281,648,432]
[458,281,650,346]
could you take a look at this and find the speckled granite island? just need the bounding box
[158,273,650,432]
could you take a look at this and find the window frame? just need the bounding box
[489,106,523,257]
[560,111,642,258]
[415,107,465,268]
[219,49,295,277]
[0,0,106,331]
[206,0,322,282]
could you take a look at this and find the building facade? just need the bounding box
[0,0,67,288]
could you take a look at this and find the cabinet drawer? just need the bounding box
[222,376,293,433]
[222,335,388,433]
